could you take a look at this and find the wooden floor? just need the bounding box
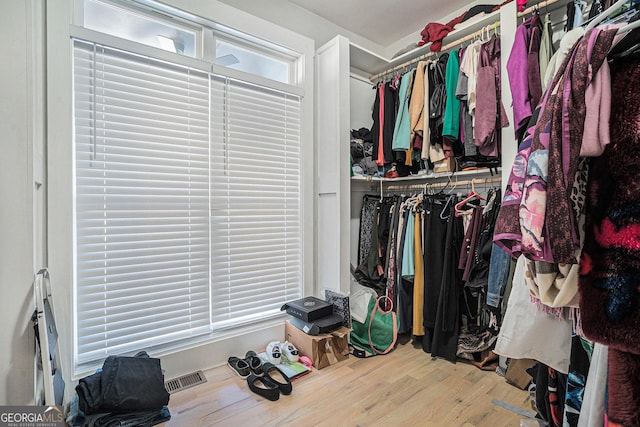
[163,340,532,427]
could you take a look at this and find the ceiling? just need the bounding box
[214,0,478,49]
[287,0,472,46]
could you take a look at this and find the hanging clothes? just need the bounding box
[540,28,617,264]
[494,256,572,374]
[506,13,543,137]
[495,27,618,263]
[409,61,428,144]
[428,54,449,152]
[456,50,477,157]
[442,50,461,142]
[579,55,640,427]
[543,27,585,90]
[475,34,508,157]
[460,40,482,122]
[577,343,608,427]
[392,71,414,152]
[371,81,397,166]
[562,335,593,427]
[412,206,425,336]
[421,195,464,362]
[539,13,555,86]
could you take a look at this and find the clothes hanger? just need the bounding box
[439,194,457,220]
[586,0,628,30]
[617,10,640,34]
[454,189,484,217]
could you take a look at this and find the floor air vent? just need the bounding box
[165,370,207,394]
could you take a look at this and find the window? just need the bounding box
[215,39,292,84]
[72,1,304,369]
[83,0,198,57]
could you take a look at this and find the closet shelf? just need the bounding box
[350,9,501,77]
[351,167,502,184]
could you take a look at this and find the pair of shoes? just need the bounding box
[227,356,251,378]
[266,341,300,364]
[244,350,263,375]
[246,362,293,401]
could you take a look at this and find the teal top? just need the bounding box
[392,71,413,151]
[442,50,460,140]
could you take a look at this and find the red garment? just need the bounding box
[417,22,453,52]
[376,84,385,166]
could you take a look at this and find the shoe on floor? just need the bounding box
[261,362,293,395]
[247,373,280,401]
[227,356,251,378]
[245,350,263,375]
[266,341,282,365]
[280,341,299,362]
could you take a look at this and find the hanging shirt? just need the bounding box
[442,50,461,140]
[543,27,585,90]
[573,1,587,29]
[409,61,428,142]
[456,49,476,157]
[475,35,508,157]
[527,15,543,112]
[539,13,555,82]
[392,71,414,151]
[460,40,482,122]
[507,14,542,137]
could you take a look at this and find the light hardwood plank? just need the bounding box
[162,341,532,427]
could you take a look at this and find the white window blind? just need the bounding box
[73,40,211,365]
[73,38,303,367]
[210,76,302,329]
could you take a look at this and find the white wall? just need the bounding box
[0,0,45,405]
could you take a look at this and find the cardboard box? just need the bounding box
[432,157,458,173]
[284,320,350,369]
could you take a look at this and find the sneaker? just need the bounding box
[280,341,299,362]
[244,350,263,375]
[227,356,251,378]
[266,341,282,365]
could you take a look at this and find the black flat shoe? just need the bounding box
[261,362,293,395]
[247,373,280,401]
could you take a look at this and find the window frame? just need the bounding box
[49,0,315,378]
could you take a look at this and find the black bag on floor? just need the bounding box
[76,351,170,414]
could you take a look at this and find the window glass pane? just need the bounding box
[215,39,290,84]
[84,0,197,57]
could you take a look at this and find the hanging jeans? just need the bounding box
[486,243,512,308]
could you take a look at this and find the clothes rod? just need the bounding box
[517,0,563,17]
[375,176,502,192]
[369,22,501,82]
